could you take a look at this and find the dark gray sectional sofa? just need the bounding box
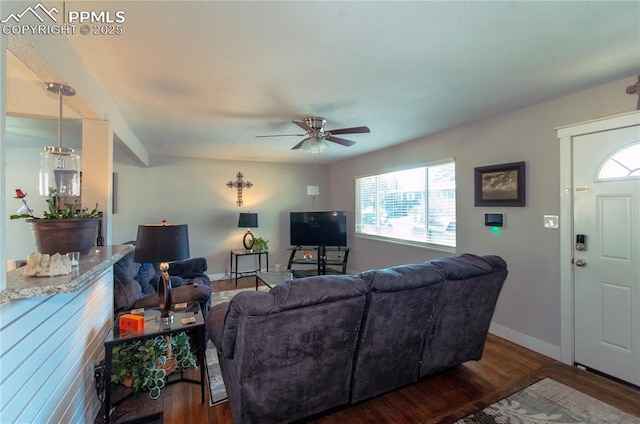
[207,253,508,424]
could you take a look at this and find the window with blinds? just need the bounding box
[355,160,456,248]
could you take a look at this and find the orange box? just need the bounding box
[119,313,145,332]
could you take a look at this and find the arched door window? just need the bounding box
[596,141,640,181]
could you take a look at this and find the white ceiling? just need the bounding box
[6,1,640,164]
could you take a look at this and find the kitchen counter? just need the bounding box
[1,244,132,303]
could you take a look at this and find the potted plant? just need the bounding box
[109,331,197,400]
[253,237,269,252]
[11,188,101,255]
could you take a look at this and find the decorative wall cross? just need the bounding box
[227,172,253,206]
[626,75,640,110]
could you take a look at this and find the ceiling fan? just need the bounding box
[256,116,370,153]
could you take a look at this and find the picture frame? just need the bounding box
[474,161,526,207]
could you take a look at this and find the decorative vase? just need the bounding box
[27,217,101,255]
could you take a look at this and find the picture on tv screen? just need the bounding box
[290,211,347,247]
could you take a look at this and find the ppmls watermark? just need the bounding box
[1,2,125,36]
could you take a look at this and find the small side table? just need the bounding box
[103,302,206,423]
[230,250,269,287]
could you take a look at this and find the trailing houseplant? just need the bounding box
[109,331,198,400]
[253,237,269,252]
[11,188,101,255]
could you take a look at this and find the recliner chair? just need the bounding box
[113,246,212,319]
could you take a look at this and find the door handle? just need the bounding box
[575,259,587,267]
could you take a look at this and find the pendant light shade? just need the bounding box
[39,83,80,197]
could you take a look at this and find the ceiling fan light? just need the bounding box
[302,137,328,154]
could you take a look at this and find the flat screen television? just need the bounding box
[290,211,347,247]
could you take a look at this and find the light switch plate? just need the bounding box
[544,215,559,229]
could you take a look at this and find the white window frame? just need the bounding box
[596,141,640,181]
[355,159,456,251]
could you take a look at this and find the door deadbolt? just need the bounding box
[575,259,587,267]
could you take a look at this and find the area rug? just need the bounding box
[206,286,270,406]
[455,378,640,424]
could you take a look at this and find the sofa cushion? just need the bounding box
[420,253,508,376]
[430,253,507,279]
[218,275,368,357]
[270,274,369,312]
[112,250,143,312]
[351,262,447,402]
[359,261,447,292]
[167,257,208,277]
[135,263,157,295]
[214,275,369,424]
[148,259,208,288]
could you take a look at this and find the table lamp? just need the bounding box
[134,222,190,324]
[238,212,258,251]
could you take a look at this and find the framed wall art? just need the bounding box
[474,161,526,207]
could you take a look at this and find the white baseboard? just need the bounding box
[489,322,561,360]
[208,272,227,282]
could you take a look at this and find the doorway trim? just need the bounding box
[556,110,640,366]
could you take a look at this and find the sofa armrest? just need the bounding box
[207,302,230,353]
[168,257,208,277]
[132,284,212,318]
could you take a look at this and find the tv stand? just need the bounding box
[287,246,350,277]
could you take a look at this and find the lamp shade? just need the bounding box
[134,223,190,263]
[238,213,258,228]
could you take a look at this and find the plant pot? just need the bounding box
[27,217,101,255]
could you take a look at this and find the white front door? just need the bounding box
[573,126,640,386]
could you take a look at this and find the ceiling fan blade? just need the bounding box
[256,133,306,138]
[291,139,308,150]
[292,120,312,132]
[326,135,356,147]
[327,126,370,135]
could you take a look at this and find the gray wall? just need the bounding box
[111,154,330,275]
[4,75,637,357]
[328,75,638,357]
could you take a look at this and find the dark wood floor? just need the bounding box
[98,277,640,424]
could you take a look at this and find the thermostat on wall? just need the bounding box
[485,213,505,228]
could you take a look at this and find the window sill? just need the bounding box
[355,233,456,254]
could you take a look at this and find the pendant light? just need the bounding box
[39,82,80,197]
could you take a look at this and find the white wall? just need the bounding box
[111,154,330,278]
[328,75,638,358]
[5,145,51,259]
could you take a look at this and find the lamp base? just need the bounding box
[243,230,255,250]
[159,314,174,325]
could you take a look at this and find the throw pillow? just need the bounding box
[135,263,157,295]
